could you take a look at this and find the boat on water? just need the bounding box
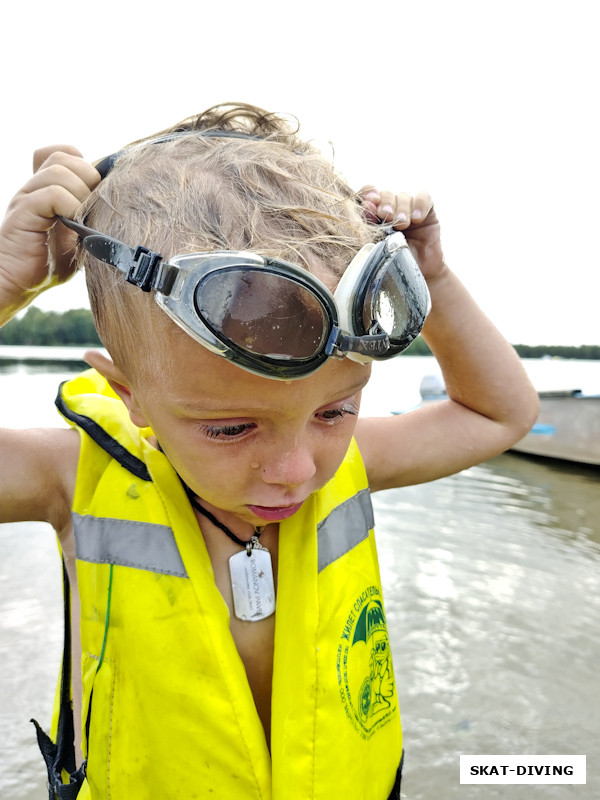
[510,389,600,465]
[416,375,600,466]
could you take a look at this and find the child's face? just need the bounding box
[127,329,371,529]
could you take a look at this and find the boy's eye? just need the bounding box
[320,409,345,420]
[317,403,358,422]
[200,423,255,440]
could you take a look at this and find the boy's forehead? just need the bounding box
[136,330,371,412]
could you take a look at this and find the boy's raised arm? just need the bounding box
[0,148,96,526]
[0,146,100,324]
[355,188,539,491]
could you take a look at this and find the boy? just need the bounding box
[0,103,538,799]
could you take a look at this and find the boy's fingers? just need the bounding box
[356,185,380,224]
[358,185,435,229]
[11,153,102,234]
[410,191,434,224]
[17,165,98,210]
[390,192,435,230]
[387,192,414,227]
[374,190,400,221]
[30,150,101,202]
[0,147,98,303]
[11,186,85,231]
[26,152,98,222]
[33,145,84,173]
[357,185,380,203]
[361,190,416,227]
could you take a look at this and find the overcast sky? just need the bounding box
[2,0,597,345]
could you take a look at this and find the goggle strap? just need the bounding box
[59,216,177,295]
[327,326,390,357]
[95,130,268,179]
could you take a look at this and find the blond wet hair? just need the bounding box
[78,103,379,374]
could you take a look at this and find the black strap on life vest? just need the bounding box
[55,382,151,482]
[31,561,87,800]
[387,750,404,800]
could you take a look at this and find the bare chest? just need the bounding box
[196,514,279,744]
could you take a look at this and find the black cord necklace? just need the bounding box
[186,489,264,553]
[185,486,276,622]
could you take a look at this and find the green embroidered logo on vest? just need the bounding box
[336,586,397,739]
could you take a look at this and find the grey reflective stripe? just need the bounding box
[73,513,188,577]
[317,489,374,572]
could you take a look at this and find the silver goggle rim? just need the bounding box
[60,217,430,380]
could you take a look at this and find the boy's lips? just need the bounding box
[246,501,305,521]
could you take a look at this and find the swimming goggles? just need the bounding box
[60,216,430,379]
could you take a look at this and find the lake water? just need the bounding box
[1,351,599,799]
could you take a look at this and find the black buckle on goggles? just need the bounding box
[129,246,163,292]
[58,217,177,295]
[108,241,177,295]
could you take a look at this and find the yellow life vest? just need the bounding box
[54,369,403,799]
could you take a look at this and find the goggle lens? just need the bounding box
[362,251,429,342]
[194,268,330,360]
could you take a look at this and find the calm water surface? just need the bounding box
[1,353,599,799]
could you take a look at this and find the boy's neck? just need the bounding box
[187,491,265,547]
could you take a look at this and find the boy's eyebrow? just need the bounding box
[173,375,371,415]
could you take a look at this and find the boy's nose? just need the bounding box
[259,442,317,488]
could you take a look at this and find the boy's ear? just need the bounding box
[84,350,150,429]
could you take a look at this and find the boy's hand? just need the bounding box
[358,186,445,282]
[0,146,100,319]
[356,188,539,492]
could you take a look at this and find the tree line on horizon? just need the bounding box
[1,306,599,360]
[0,307,102,347]
[405,337,600,360]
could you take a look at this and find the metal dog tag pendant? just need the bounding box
[229,548,275,622]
